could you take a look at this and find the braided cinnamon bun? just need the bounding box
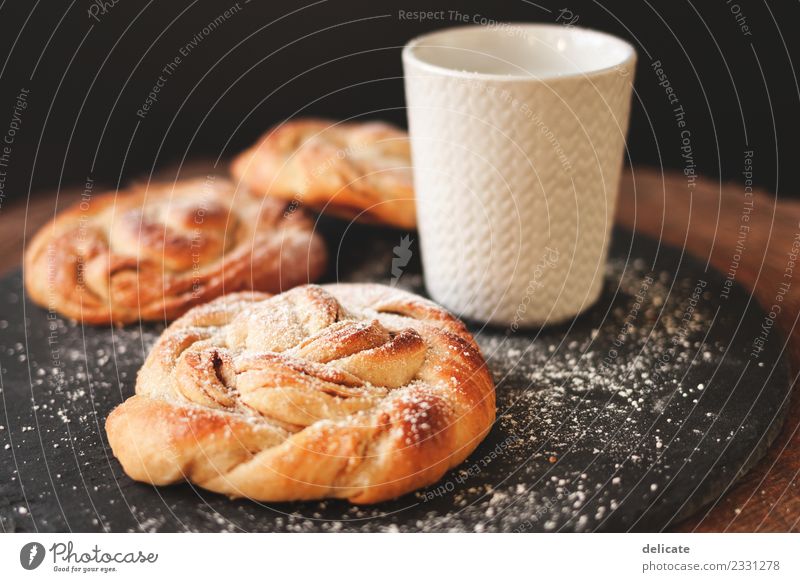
[23,177,326,325]
[232,119,416,229]
[105,284,495,503]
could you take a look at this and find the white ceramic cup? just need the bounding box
[402,24,636,327]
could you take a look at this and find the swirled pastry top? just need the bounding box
[231,119,416,229]
[24,178,326,325]
[105,284,496,503]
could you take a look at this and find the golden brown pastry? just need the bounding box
[105,284,495,503]
[231,119,416,228]
[24,177,326,325]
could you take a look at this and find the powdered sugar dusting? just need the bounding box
[1,228,790,532]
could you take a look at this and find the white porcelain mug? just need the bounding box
[402,24,636,327]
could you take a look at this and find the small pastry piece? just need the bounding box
[232,119,416,228]
[24,177,326,325]
[105,284,495,503]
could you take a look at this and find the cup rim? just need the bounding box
[402,23,637,82]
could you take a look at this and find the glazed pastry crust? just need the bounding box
[232,119,416,229]
[105,284,495,503]
[23,178,326,325]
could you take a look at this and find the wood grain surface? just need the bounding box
[1,166,797,532]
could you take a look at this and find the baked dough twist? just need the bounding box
[106,284,495,503]
[232,119,416,228]
[24,178,326,325]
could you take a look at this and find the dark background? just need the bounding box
[0,0,797,203]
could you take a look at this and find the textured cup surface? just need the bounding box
[403,24,636,326]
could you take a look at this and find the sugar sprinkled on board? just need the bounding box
[0,246,760,533]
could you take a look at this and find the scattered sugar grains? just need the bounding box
[398,257,725,532]
[256,258,726,532]
[0,255,742,532]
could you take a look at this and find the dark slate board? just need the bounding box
[0,224,792,532]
